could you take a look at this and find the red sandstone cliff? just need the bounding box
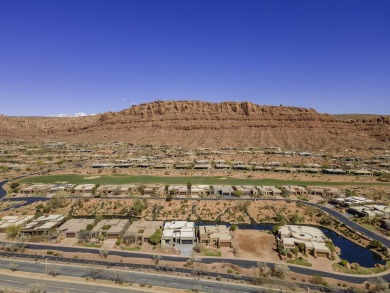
[0,101,389,150]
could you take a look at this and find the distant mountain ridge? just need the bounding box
[50,112,95,118]
[0,100,389,150]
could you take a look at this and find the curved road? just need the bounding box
[1,177,390,283]
[1,240,388,283]
[305,201,390,248]
[0,253,328,292]
[2,177,389,248]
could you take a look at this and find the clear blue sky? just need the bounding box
[1,0,389,116]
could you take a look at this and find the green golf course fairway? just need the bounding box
[17,174,390,186]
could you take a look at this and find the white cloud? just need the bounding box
[50,112,95,117]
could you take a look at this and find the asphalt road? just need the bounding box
[0,179,8,199]
[1,242,389,285]
[0,257,314,293]
[304,201,390,248]
[0,273,151,293]
[1,174,389,248]
[1,177,389,284]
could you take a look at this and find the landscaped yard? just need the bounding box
[332,261,390,274]
[17,174,390,186]
[286,258,312,267]
[121,245,141,251]
[200,246,222,257]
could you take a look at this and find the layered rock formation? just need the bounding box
[1,101,389,150]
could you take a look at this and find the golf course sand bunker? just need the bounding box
[84,176,101,180]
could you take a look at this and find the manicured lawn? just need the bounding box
[286,258,312,267]
[362,224,377,231]
[332,261,390,274]
[201,247,222,257]
[121,246,141,251]
[17,174,390,187]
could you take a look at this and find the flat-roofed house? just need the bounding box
[232,162,251,170]
[90,219,130,239]
[253,165,272,172]
[123,221,164,244]
[73,184,95,196]
[190,185,210,197]
[308,187,343,198]
[282,186,308,196]
[161,221,196,247]
[353,169,374,176]
[257,186,282,196]
[278,225,331,258]
[174,161,192,169]
[348,205,390,220]
[21,215,65,235]
[96,185,119,196]
[0,215,34,233]
[48,184,75,195]
[19,184,52,195]
[143,184,166,197]
[193,160,211,170]
[210,185,234,197]
[214,162,231,169]
[330,196,373,207]
[233,186,255,197]
[168,185,188,197]
[198,225,232,248]
[57,218,96,238]
[118,184,138,196]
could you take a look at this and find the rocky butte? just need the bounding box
[0,100,389,150]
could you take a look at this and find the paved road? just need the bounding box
[1,175,389,248]
[0,257,321,293]
[1,242,389,284]
[0,179,8,199]
[1,176,389,284]
[0,272,152,293]
[304,201,390,248]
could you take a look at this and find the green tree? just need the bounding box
[132,199,147,216]
[6,224,21,239]
[289,213,303,224]
[186,181,192,195]
[10,182,20,190]
[370,240,383,248]
[297,243,306,254]
[149,229,162,245]
[166,193,173,202]
[91,184,100,196]
[47,194,66,210]
[271,225,280,235]
[77,230,90,244]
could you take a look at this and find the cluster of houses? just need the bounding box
[2,140,390,176]
[17,183,349,199]
[278,225,332,258]
[89,159,383,177]
[0,216,233,249]
[330,196,390,224]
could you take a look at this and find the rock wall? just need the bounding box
[0,101,389,150]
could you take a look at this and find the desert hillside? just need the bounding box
[0,100,389,150]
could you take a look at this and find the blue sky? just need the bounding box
[0,0,389,116]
